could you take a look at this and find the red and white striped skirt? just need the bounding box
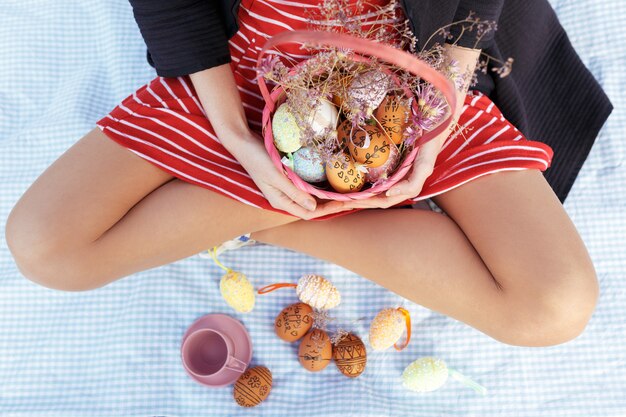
[96,0,554,221]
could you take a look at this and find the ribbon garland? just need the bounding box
[393,307,412,351]
[257,282,298,294]
[208,246,233,273]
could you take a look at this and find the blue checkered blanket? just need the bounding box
[1,0,624,415]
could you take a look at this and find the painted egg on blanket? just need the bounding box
[293,146,327,183]
[374,94,410,145]
[274,302,314,342]
[325,152,365,193]
[272,103,303,153]
[296,274,341,310]
[332,333,367,378]
[369,308,406,351]
[401,357,449,393]
[220,270,255,313]
[364,144,400,183]
[234,366,273,407]
[348,125,392,168]
[298,328,333,372]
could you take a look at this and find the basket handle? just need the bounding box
[255,30,458,145]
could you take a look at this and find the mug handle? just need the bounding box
[224,355,247,373]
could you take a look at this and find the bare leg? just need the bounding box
[5,128,302,290]
[6,128,597,346]
[251,169,599,347]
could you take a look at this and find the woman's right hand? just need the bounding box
[224,130,356,220]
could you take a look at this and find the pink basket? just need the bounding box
[256,30,457,201]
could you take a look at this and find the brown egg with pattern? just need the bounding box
[348,125,392,168]
[374,94,410,145]
[298,328,333,372]
[233,366,273,407]
[332,333,367,378]
[274,302,313,343]
[325,152,365,193]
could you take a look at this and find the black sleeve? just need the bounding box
[449,0,505,49]
[128,0,232,77]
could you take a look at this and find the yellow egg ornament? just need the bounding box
[208,246,255,313]
[401,356,487,395]
[257,274,341,310]
[374,94,411,145]
[368,307,411,351]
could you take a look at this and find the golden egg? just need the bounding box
[325,152,365,193]
[332,333,367,378]
[233,366,273,407]
[374,94,410,145]
[348,126,392,168]
[298,328,333,372]
[274,302,313,342]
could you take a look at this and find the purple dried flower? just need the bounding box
[412,83,448,131]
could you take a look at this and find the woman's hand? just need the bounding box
[227,130,354,220]
[340,132,448,210]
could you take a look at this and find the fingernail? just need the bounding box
[303,200,316,211]
[386,189,400,197]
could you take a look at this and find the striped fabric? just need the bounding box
[95,0,553,221]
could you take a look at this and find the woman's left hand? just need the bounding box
[344,133,447,209]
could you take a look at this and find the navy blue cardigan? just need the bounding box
[128,0,613,204]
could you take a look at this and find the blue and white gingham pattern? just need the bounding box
[1,0,624,415]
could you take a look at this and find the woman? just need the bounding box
[5,0,612,347]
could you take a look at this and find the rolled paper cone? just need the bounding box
[448,367,488,395]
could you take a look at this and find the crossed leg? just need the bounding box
[5,128,598,347]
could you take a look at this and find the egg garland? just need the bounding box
[258,274,341,310]
[368,307,412,351]
[292,146,327,183]
[332,332,367,378]
[274,302,314,342]
[298,328,333,372]
[207,246,255,313]
[234,366,273,407]
[401,357,487,395]
[325,152,366,193]
[272,102,303,153]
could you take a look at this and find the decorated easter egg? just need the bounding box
[325,152,365,194]
[296,274,341,310]
[401,357,449,393]
[272,103,302,153]
[364,144,400,183]
[274,302,314,342]
[348,126,392,168]
[345,70,391,116]
[332,333,367,378]
[293,146,327,183]
[220,270,255,313]
[307,98,339,136]
[374,94,410,145]
[369,308,407,351]
[336,119,353,149]
[233,366,273,407]
[298,328,333,372]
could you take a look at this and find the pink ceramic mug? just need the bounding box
[181,328,247,378]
